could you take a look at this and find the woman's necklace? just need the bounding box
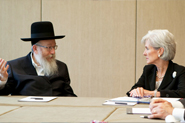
[156,71,164,79]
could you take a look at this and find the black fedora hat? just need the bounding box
[21,21,65,45]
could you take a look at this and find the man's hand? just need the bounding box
[148,99,174,119]
[0,58,9,81]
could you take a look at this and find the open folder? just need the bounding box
[18,96,57,102]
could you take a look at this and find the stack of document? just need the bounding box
[103,96,151,106]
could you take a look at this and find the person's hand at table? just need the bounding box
[0,58,9,81]
[129,87,154,97]
[148,99,174,119]
[129,87,144,97]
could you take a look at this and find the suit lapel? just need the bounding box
[158,61,174,90]
[148,66,157,90]
[21,52,37,75]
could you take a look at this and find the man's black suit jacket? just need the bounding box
[127,60,185,98]
[0,52,77,96]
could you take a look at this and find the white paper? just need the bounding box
[18,96,57,102]
[132,108,151,114]
[110,97,138,102]
[152,98,180,103]
[103,101,136,106]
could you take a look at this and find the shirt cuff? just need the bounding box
[171,101,184,108]
[0,80,7,89]
[172,108,184,121]
[165,115,178,122]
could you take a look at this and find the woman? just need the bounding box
[126,29,185,98]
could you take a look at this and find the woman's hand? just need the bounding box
[129,87,154,97]
[129,87,145,97]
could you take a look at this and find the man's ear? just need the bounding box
[32,45,39,54]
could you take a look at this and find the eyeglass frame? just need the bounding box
[35,44,58,51]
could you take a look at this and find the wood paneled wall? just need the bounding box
[0,0,185,98]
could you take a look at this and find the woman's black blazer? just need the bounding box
[127,60,185,98]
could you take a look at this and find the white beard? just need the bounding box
[34,50,58,76]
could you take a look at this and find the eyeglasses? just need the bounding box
[35,44,58,51]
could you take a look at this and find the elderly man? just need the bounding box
[0,21,76,96]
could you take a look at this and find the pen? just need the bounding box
[137,101,150,104]
[140,116,148,118]
[31,98,43,100]
[115,102,128,105]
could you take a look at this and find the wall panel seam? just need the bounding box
[135,0,138,84]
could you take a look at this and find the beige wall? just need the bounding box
[0,0,41,60]
[136,0,185,80]
[0,0,185,98]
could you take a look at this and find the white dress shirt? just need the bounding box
[30,53,44,76]
[165,101,185,122]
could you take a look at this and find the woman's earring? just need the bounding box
[158,54,160,58]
